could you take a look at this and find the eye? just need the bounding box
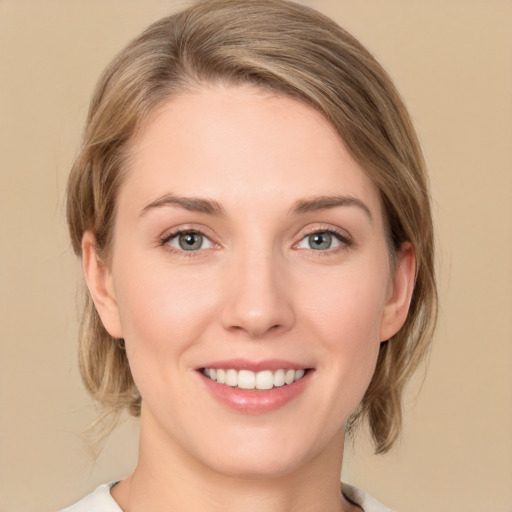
[165,231,215,251]
[296,230,344,251]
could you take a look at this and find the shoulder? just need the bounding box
[60,482,122,512]
[342,482,394,512]
[62,480,393,512]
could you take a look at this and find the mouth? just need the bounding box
[197,359,313,413]
[201,367,308,391]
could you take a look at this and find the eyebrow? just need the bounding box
[289,195,373,221]
[140,193,372,221]
[140,194,225,216]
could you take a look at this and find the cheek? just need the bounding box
[111,253,220,373]
[111,262,225,420]
[303,264,388,344]
[300,265,388,391]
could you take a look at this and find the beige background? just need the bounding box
[1,1,511,511]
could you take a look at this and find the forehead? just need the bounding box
[119,84,382,219]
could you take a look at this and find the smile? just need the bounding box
[202,368,306,390]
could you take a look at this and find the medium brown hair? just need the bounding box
[67,0,437,454]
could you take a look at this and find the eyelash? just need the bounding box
[293,226,353,255]
[159,228,216,257]
[159,226,353,256]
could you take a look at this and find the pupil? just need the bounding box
[309,232,331,250]
[179,233,202,250]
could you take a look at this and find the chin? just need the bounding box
[190,424,341,482]
[203,449,307,481]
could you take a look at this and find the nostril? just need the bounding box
[219,273,296,338]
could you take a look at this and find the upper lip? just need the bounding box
[196,358,311,372]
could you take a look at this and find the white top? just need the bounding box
[61,481,392,512]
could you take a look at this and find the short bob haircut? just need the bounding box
[67,0,437,454]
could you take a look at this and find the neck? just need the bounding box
[112,410,357,512]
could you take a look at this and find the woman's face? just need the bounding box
[85,84,413,478]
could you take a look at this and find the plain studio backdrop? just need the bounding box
[0,1,511,511]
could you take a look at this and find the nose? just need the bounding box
[220,249,296,339]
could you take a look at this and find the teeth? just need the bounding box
[238,370,255,390]
[256,370,273,390]
[273,369,285,387]
[225,369,238,387]
[202,368,307,390]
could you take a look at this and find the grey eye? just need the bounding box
[179,233,203,250]
[168,232,213,251]
[296,231,341,251]
[308,232,333,250]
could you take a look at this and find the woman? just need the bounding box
[63,0,437,510]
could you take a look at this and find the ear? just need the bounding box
[81,231,124,339]
[379,242,416,342]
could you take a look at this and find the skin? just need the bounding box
[82,84,415,512]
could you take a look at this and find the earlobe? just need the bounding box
[379,243,416,342]
[81,231,124,339]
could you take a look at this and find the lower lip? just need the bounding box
[199,370,313,414]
